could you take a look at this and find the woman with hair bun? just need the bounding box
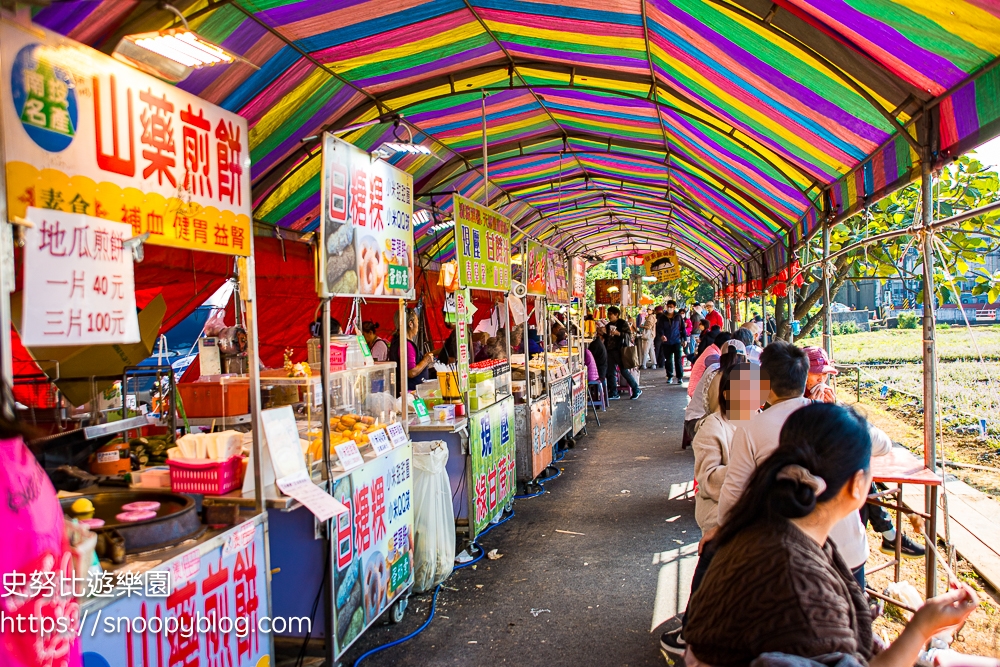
[683,403,978,667]
[362,321,388,361]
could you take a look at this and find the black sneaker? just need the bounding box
[630,390,642,399]
[880,533,925,558]
[660,629,686,657]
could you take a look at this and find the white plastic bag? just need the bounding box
[412,440,455,592]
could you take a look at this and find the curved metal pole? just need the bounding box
[481,90,489,207]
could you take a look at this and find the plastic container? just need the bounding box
[329,343,349,367]
[177,379,250,417]
[168,455,244,495]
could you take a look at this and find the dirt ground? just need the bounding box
[865,528,1000,657]
[844,395,1000,656]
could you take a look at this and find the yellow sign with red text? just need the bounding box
[1,22,252,256]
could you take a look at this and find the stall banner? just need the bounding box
[21,207,140,346]
[525,240,547,296]
[320,133,414,299]
[530,398,552,479]
[571,257,586,299]
[453,194,510,292]
[546,250,569,303]
[79,518,270,667]
[456,288,470,393]
[643,249,681,282]
[468,396,516,537]
[330,445,414,658]
[571,369,586,434]
[1,23,251,257]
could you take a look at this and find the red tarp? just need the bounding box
[13,235,493,402]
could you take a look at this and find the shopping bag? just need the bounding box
[621,336,640,370]
[412,440,455,592]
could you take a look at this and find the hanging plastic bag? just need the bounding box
[204,308,228,336]
[411,440,455,592]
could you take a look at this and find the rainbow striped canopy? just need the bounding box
[33,0,1000,282]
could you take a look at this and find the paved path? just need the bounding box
[341,372,697,667]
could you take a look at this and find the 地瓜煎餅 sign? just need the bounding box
[21,208,140,347]
[1,22,253,256]
[643,249,681,282]
[320,133,414,299]
[453,194,510,292]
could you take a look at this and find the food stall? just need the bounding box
[545,249,577,448]
[409,194,515,544]
[512,239,554,492]
[1,18,273,665]
[226,132,418,664]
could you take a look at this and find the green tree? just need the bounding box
[585,264,618,306]
[778,155,1000,340]
[651,267,715,305]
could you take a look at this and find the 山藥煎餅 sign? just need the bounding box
[1,22,253,256]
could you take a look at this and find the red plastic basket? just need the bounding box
[168,455,244,495]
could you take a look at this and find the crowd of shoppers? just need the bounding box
[655,309,971,667]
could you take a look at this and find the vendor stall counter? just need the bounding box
[78,513,273,666]
[206,360,415,663]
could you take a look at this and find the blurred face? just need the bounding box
[726,366,764,422]
[666,304,675,314]
[807,372,828,391]
[363,330,376,345]
[705,301,715,312]
[609,312,619,321]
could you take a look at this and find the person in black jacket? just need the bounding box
[657,300,686,384]
[588,325,609,400]
[605,306,642,400]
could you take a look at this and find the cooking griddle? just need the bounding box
[62,491,203,554]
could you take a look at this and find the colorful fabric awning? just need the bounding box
[30,0,1000,282]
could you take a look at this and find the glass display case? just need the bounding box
[258,361,400,467]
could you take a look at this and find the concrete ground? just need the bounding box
[336,372,698,667]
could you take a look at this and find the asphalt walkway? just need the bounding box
[342,372,697,667]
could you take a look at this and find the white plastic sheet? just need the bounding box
[412,440,455,592]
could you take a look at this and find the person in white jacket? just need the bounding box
[692,360,760,532]
[716,342,901,590]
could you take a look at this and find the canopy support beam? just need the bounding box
[787,237,796,341]
[920,148,938,600]
[821,195,833,357]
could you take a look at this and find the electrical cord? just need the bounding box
[352,509,516,666]
[351,584,442,667]
[514,464,562,499]
[295,546,331,667]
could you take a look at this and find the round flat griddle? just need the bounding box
[62,491,203,554]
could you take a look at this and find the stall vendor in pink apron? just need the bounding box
[0,415,82,667]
